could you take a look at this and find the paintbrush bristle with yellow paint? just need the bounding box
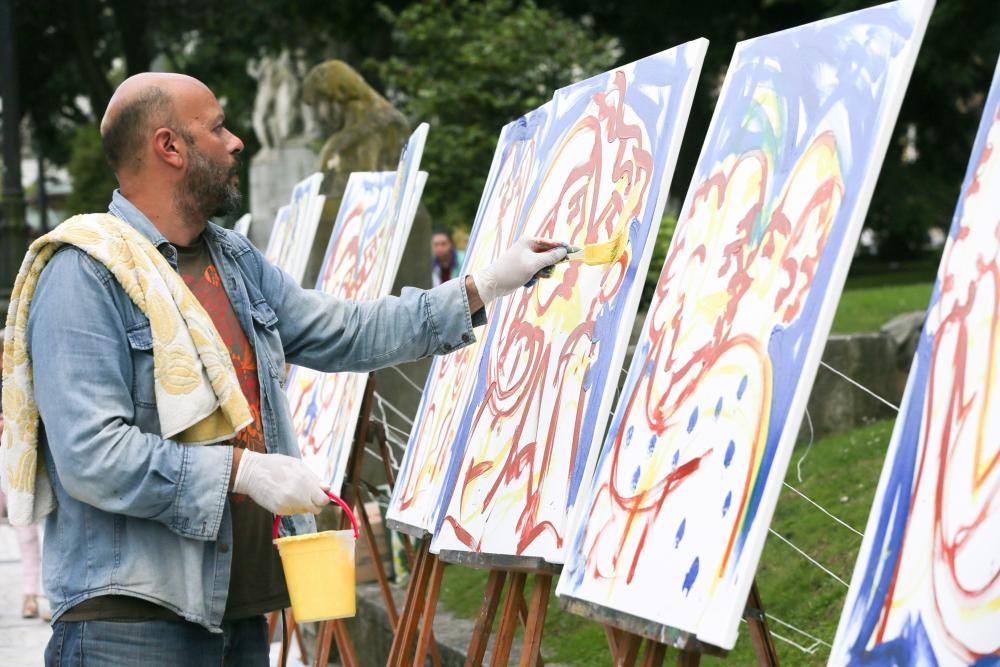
[566,217,632,265]
[523,219,632,288]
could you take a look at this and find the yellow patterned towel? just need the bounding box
[1,213,253,526]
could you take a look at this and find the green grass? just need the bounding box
[827,258,939,334]
[830,282,934,334]
[437,419,896,665]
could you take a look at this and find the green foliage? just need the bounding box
[639,213,677,311]
[371,0,620,230]
[65,124,118,215]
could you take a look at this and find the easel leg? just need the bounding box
[289,612,308,664]
[466,570,507,667]
[517,573,552,667]
[489,572,526,667]
[312,620,334,667]
[605,627,641,667]
[332,620,358,667]
[620,633,643,667]
[675,648,700,667]
[387,539,430,664]
[413,554,446,665]
[515,593,545,667]
[639,641,667,667]
[745,580,780,666]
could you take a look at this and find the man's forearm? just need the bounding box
[229,447,243,492]
[465,274,484,315]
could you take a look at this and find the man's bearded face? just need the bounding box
[182,142,242,219]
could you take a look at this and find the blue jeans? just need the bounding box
[44,615,269,666]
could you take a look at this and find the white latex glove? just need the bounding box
[472,237,568,304]
[232,450,330,516]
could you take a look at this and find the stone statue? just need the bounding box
[246,55,277,150]
[301,60,410,176]
[248,49,315,150]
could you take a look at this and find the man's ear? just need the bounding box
[152,127,185,169]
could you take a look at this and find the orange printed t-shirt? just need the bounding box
[177,236,289,619]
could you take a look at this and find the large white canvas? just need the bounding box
[557,0,933,651]
[387,109,552,538]
[285,125,429,492]
[830,55,1000,667]
[263,172,324,283]
[430,41,708,564]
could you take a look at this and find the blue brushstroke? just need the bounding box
[648,434,657,454]
[724,440,736,468]
[631,466,641,492]
[715,397,723,418]
[687,407,699,433]
[675,519,686,548]
[671,449,680,469]
[682,557,700,596]
[737,375,748,400]
[722,491,732,517]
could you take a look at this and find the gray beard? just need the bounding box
[177,151,243,222]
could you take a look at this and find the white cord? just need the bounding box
[388,365,427,394]
[768,528,850,588]
[819,361,899,412]
[795,409,815,484]
[782,482,864,538]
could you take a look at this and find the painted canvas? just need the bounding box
[430,41,708,564]
[830,55,1000,667]
[264,205,291,265]
[286,170,427,489]
[285,124,430,491]
[557,0,933,651]
[387,108,553,538]
[263,172,324,283]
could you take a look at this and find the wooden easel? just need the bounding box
[461,567,555,667]
[311,375,443,667]
[385,538,556,667]
[563,579,780,667]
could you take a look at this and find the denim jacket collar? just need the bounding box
[108,190,231,268]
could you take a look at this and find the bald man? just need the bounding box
[27,73,565,666]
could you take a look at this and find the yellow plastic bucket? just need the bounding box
[272,491,360,622]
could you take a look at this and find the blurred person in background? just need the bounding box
[431,227,465,286]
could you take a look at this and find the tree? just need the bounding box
[371,0,620,230]
[65,124,119,215]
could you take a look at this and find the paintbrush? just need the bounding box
[523,220,631,288]
[565,217,632,265]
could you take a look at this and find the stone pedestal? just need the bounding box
[248,145,318,252]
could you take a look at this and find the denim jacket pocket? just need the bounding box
[250,300,285,386]
[125,321,157,409]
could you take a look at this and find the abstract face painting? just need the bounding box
[387,109,551,538]
[286,168,427,491]
[264,173,324,283]
[431,41,708,563]
[285,172,397,488]
[558,0,932,651]
[263,205,291,267]
[831,56,1000,667]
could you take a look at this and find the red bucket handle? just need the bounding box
[272,490,359,543]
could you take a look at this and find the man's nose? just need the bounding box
[229,131,245,155]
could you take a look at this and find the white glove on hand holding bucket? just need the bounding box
[233,451,330,516]
[472,237,568,304]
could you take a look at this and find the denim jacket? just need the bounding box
[29,191,483,630]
